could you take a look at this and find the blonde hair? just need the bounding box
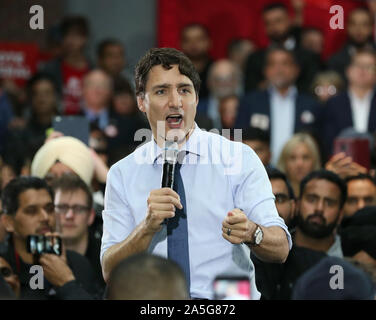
[277,132,321,174]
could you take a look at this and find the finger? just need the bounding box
[153,188,181,199]
[222,227,248,239]
[229,208,244,215]
[225,214,247,225]
[148,195,183,209]
[337,157,352,167]
[222,232,243,245]
[149,210,175,221]
[330,152,346,163]
[222,221,247,231]
[148,202,176,212]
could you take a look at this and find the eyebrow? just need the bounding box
[151,83,193,90]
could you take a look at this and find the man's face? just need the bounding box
[45,162,76,185]
[137,64,198,144]
[62,31,87,53]
[243,140,271,166]
[263,8,291,42]
[297,179,343,239]
[347,10,373,46]
[4,189,55,240]
[285,142,315,184]
[347,53,376,89]
[208,61,240,98]
[301,31,324,55]
[99,44,126,76]
[264,51,299,89]
[83,71,112,111]
[344,179,376,218]
[54,189,93,242]
[270,178,295,226]
[0,257,20,297]
[181,26,210,60]
[31,80,57,115]
[219,96,239,129]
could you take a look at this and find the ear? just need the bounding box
[1,214,15,233]
[87,209,95,227]
[137,95,146,113]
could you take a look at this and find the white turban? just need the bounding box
[31,136,94,185]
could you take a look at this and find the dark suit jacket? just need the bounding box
[235,89,320,135]
[321,90,376,157]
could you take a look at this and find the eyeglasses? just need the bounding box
[0,266,13,278]
[55,204,90,215]
[274,193,290,204]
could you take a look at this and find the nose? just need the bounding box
[40,208,49,221]
[65,208,75,219]
[168,89,182,109]
[357,199,365,210]
[315,199,325,214]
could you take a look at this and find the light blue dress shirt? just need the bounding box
[101,124,292,299]
[270,86,297,165]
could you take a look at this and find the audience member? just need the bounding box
[342,174,376,219]
[300,27,324,56]
[328,7,375,81]
[325,152,368,179]
[31,136,94,186]
[237,48,319,165]
[322,49,376,157]
[41,16,92,115]
[180,23,213,99]
[292,256,375,300]
[242,127,271,167]
[218,95,239,130]
[227,38,256,70]
[266,168,296,229]
[53,174,105,288]
[105,253,189,300]
[243,2,321,93]
[294,170,347,258]
[0,87,14,154]
[0,177,100,299]
[0,254,20,298]
[96,39,127,80]
[310,71,344,104]
[277,133,321,198]
[197,59,241,129]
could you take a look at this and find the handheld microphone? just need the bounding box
[161,140,179,224]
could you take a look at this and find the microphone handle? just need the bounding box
[161,161,176,225]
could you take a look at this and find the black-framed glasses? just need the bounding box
[0,266,13,278]
[55,204,90,215]
[274,193,290,204]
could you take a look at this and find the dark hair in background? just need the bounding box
[26,72,59,98]
[299,170,347,208]
[266,167,295,200]
[242,127,270,146]
[52,174,93,210]
[263,2,288,14]
[60,16,89,38]
[180,23,211,39]
[345,173,376,186]
[264,46,299,67]
[1,177,54,216]
[97,38,124,59]
[347,6,374,25]
[105,253,188,300]
[134,47,201,97]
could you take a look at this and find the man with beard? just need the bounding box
[0,177,101,299]
[294,170,347,258]
[243,2,321,93]
[328,7,375,82]
[252,169,347,299]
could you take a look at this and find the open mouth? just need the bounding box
[166,114,183,127]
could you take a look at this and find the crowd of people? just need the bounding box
[1,1,376,300]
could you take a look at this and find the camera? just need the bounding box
[26,235,62,256]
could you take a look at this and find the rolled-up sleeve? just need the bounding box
[100,163,136,264]
[231,144,292,250]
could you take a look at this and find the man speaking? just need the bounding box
[100,48,291,299]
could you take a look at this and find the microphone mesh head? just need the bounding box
[163,141,179,163]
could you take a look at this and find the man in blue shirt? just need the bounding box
[101,48,291,299]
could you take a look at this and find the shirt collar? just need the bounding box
[148,122,207,165]
[268,85,297,99]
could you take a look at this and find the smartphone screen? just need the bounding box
[52,116,90,145]
[213,276,251,300]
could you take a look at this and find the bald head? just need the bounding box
[82,69,112,111]
[207,59,241,98]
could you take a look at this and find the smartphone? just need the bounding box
[27,235,62,256]
[213,275,251,300]
[52,115,89,145]
[333,137,370,170]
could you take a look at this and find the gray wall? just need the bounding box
[65,0,156,81]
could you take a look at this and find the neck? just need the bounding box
[349,86,373,99]
[13,236,34,265]
[64,52,87,69]
[63,231,89,255]
[154,123,195,149]
[294,228,335,252]
[34,112,54,126]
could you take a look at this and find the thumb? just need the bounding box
[227,211,234,216]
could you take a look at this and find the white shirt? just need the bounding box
[270,86,297,165]
[349,90,372,133]
[101,124,292,300]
